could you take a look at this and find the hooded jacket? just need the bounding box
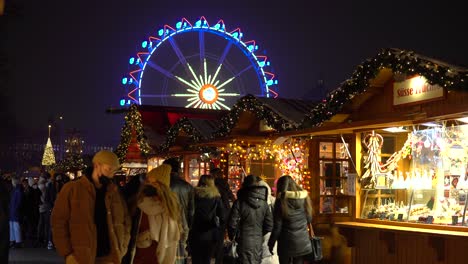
[268,190,312,258]
[228,185,273,264]
[51,175,131,264]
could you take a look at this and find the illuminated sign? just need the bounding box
[393,76,444,106]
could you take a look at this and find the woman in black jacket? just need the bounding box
[228,174,273,264]
[189,174,225,264]
[268,175,313,264]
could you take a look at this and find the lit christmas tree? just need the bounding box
[42,125,56,166]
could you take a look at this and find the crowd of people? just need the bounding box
[0,150,315,264]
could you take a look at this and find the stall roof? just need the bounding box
[298,48,468,130]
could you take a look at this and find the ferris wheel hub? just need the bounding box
[199,84,219,104]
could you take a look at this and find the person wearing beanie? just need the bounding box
[51,150,131,264]
[147,164,172,187]
[130,164,183,264]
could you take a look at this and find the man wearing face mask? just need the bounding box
[51,150,131,264]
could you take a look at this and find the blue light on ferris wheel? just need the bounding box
[122,77,128,85]
[119,99,126,106]
[176,22,182,29]
[213,23,220,30]
[129,57,135,65]
[158,29,164,36]
[142,41,148,48]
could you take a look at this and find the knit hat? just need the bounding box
[92,150,120,170]
[147,164,172,187]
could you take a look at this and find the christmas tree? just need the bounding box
[42,125,56,166]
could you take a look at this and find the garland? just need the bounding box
[301,48,468,127]
[212,94,294,138]
[157,117,204,154]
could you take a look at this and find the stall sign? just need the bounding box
[393,76,444,106]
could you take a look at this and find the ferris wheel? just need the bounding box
[120,16,279,110]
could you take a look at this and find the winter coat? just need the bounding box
[136,197,181,264]
[228,186,273,264]
[189,185,225,245]
[257,181,279,264]
[170,174,195,241]
[9,184,23,222]
[268,190,312,258]
[51,175,131,264]
[215,177,234,213]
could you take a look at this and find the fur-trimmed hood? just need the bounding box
[194,185,221,199]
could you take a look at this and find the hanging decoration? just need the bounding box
[116,104,152,163]
[302,48,468,127]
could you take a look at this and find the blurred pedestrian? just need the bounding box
[210,167,234,264]
[0,177,10,263]
[132,164,183,264]
[121,173,146,264]
[257,180,279,264]
[189,174,225,264]
[36,177,51,248]
[9,177,24,248]
[22,177,41,243]
[51,150,131,264]
[228,174,273,264]
[163,157,194,264]
[268,175,313,264]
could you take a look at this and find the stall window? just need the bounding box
[188,157,210,186]
[318,140,351,214]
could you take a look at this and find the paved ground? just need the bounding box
[8,247,63,264]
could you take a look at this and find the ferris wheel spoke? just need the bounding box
[217,76,236,89]
[146,61,176,80]
[168,38,192,75]
[199,31,205,64]
[218,41,233,66]
[235,64,254,78]
[174,75,200,90]
[214,101,231,110]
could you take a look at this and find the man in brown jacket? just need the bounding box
[51,150,131,264]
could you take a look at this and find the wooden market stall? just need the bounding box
[278,48,468,263]
[112,104,227,180]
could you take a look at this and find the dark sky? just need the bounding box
[3,0,468,147]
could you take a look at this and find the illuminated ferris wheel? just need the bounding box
[120,16,279,110]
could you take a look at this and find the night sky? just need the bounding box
[2,0,467,147]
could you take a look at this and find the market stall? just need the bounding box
[281,48,468,263]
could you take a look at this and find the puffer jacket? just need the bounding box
[228,186,273,264]
[51,175,131,264]
[268,190,312,258]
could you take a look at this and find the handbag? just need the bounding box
[307,222,323,262]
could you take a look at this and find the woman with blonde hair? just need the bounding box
[131,164,184,264]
